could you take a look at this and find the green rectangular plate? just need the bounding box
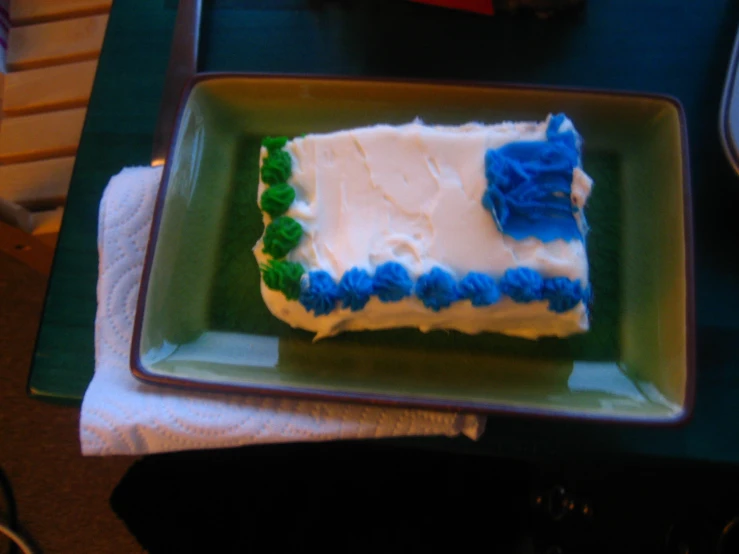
[131,74,694,424]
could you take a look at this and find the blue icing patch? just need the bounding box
[338,268,374,311]
[542,276,583,313]
[546,113,580,151]
[458,272,500,307]
[372,262,413,302]
[415,267,459,312]
[500,268,544,303]
[482,114,582,242]
[299,270,339,315]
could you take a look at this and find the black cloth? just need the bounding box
[111,442,535,553]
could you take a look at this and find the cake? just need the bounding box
[253,114,594,340]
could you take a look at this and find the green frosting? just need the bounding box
[261,149,292,185]
[261,136,288,151]
[260,183,296,218]
[263,216,303,258]
[261,260,305,300]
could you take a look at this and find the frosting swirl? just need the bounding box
[338,268,374,311]
[263,216,303,259]
[261,149,292,185]
[415,267,458,312]
[500,267,544,303]
[372,262,413,303]
[261,260,304,300]
[458,272,500,307]
[543,276,584,313]
[299,271,340,316]
[261,136,288,151]
[260,183,296,218]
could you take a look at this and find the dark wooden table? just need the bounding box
[29,0,739,464]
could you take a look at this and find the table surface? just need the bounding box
[29,0,739,464]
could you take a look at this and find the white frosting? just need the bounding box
[253,117,592,340]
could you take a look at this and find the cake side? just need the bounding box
[253,115,593,340]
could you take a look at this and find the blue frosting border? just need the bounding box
[299,263,591,317]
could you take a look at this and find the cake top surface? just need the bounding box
[268,114,590,282]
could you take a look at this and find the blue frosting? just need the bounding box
[542,276,583,313]
[372,262,413,302]
[299,270,339,316]
[338,268,374,311]
[458,272,500,307]
[296,265,585,316]
[413,266,584,313]
[546,113,580,150]
[415,267,459,312]
[500,267,544,303]
[482,114,582,242]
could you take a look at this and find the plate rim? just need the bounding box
[719,24,739,175]
[129,72,695,426]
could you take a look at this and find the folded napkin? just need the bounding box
[80,167,485,455]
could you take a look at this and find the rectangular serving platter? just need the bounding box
[131,74,694,424]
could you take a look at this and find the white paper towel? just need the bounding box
[80,166,486,455]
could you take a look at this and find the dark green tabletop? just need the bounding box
[30,0,739,463]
